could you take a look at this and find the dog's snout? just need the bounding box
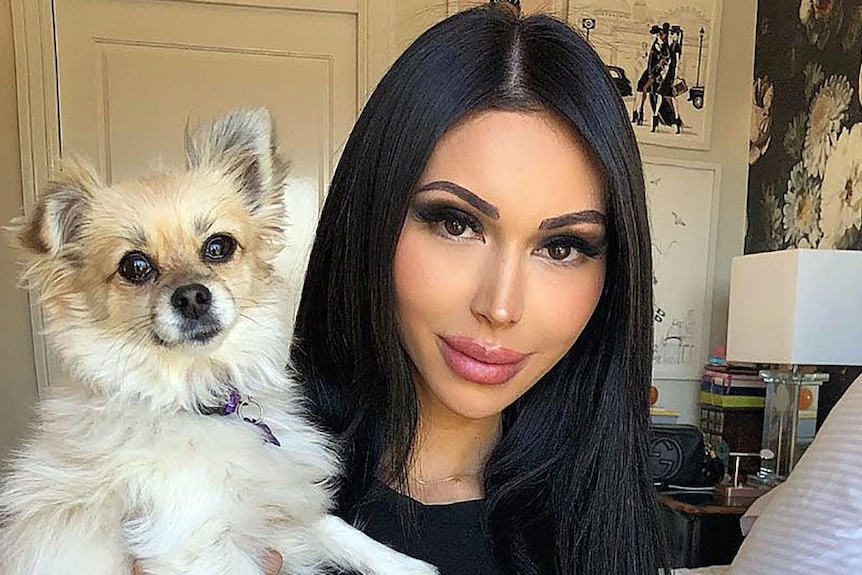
[171,284,212,320]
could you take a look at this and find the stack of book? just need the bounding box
[698,363,765,464]
[699,364,765,409]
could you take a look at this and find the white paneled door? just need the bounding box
[54,0,361,188]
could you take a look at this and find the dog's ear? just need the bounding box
[185,108,287,215]
[15,159,98,256]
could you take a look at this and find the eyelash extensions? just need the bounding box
[537,235,607,262]
[411,201,483,238]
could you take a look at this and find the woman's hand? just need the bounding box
[132,549,283,574]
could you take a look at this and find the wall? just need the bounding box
[0,1,756,459]
[745,0,862,424]
[0,0,39,461]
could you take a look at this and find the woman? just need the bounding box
[633,23,670,126]
[655,25,684,134]
[290,2,669,574]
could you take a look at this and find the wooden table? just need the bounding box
[658,491,752,568]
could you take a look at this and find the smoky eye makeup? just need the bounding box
[409,197,484,239]
[538,232,608,261]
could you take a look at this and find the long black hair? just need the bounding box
[291,5,668,575]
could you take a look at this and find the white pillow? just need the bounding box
[739,482,780,537]
[728,372,862,574]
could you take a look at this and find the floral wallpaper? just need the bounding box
[748,0,862,252]
[747,0,862,422]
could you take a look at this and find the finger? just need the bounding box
[262,549,284,575]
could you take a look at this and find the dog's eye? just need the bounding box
[202,234,237,263]
[118,252,157,284]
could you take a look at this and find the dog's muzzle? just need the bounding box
[170,283,222,342]
[172,283,211,320]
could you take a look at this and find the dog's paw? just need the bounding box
[368,553,438,575]
[311,515,439,575]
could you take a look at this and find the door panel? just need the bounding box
[54,0,359,253]
[99,42,335,181]
[51,0,362,332]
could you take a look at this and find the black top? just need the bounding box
[351,484,503,575]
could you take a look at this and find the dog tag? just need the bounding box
[237,396,281,447]
[248,420,281,447]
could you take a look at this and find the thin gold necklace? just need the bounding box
[414,470,482,485]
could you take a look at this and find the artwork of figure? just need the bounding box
[633,23,684,133]
[569,0,719,149]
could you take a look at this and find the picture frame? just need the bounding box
[568,0,723,151]
[448,0,568,18]
[645,159,720,380]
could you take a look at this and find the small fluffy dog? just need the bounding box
[0,109,436,575]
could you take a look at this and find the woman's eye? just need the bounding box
[443,218,467,236]
[436,212,481,240]
[411,203,483,241]
[118,251,157,284]
[537,237,602,265]
[202,234,237,263]
[547,243,574,261]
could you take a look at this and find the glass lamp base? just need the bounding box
[757,369,827,483]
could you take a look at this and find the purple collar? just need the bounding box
[201,389,280,447]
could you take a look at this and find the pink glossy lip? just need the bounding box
[438,335,529,385]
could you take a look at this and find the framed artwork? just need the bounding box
[448,1,567,17]
[568,0,722,150]
[645,159,720,380]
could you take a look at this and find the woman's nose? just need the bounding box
[470,247,525,327]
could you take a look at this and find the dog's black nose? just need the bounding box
[171,284,212,320]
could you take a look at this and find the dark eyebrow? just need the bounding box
[415,181,500,220]
[539,210,606,230]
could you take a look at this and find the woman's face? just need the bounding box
[394,110,607,422]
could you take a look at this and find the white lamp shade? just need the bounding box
[726,249,862,366]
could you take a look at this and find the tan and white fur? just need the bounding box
[0,109,436,575]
